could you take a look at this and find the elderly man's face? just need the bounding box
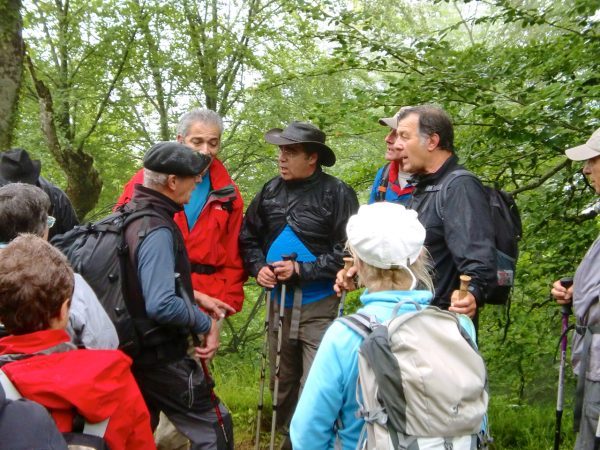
[179,121,221,159]
[583,155,600,195]
[277,144,317,181]
[173,174,202,205]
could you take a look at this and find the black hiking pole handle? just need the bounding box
[282,252,298,262]
[559,277,574,316]
[554,276,574,450]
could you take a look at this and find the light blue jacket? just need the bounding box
[290,289,477,450]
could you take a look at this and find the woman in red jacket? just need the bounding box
[0,235,155,450]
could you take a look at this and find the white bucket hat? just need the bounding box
[565,127,600,161]
[346,202,425,270]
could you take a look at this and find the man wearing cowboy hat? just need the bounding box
[0,148,79,239]
[240,121,359,448]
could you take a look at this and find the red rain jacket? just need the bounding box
[0,329,155,450]
[115,158,247,312]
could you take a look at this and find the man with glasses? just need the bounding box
[0,182,117,349]
[239,121,359,448]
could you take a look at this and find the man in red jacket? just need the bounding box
[116,108,247,316]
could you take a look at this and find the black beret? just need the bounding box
[143,142,211,176]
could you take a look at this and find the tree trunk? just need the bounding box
[0,0,23,150]
[26,55,102,219]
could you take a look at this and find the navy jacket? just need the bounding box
[409,155,496,308]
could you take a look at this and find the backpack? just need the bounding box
[339,303,488,450]
[435,169,523,305]
[51,204,163,355]
[374,163,414,204]
[1,369,110,449]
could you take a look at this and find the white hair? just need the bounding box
[143,168,169,188]
[177,108,224,137]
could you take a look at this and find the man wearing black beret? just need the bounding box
[124,141,234,449]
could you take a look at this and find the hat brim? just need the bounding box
[378,117,397,129]
[565,143,600,161]
[0,159,41,185]
[264,128,336,167]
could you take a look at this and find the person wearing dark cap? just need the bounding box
[115,109,245,319]
[124,141,233,449]
[368,108,415,205]
[239,121,359,448]
[0,148,78,239]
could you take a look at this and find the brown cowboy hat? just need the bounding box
[264,121,336,167]
[0,148,41,185]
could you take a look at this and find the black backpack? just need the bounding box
[51,205,162,354]
[435,169,523,305]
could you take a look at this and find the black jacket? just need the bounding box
[239,168,359,282]
[409,155,496,308]
[123,185,194,365]
[38,176,79,240]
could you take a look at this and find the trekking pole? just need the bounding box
[255,286,272,450]
[337,257,355,317]
[594,412,600,450]
[270,253,297,450]
[175,274,230,448]
[199,356,231,449]
[554,276,573,450]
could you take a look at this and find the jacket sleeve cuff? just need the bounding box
[193,311,212,335]
[468,284,484,307]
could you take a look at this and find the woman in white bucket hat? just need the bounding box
[290,202,478,450]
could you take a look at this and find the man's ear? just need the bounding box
[307,152,318,166]
[59,298,70,322]
[427,133,440,151]
[166,174,178,191]
[176,135,184,143]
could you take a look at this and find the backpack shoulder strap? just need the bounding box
[375,163,391,202]
[433,168,477,221]
[337,312,378,339]
[0,368,22,401]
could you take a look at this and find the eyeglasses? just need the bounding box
[47,215,56,229]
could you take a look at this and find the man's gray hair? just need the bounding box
[0,183,50,242]
[143,168,170,188]
[177,108,224,138]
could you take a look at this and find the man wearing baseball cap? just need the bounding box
[551,127,600,449]
[240,121,359,448]
[368,108,414,205]
[125,142,234,449]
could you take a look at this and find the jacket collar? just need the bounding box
[360,289,433,307]
[282,166,323,190]
[130,184,183,217]
[410,154,459,188]
[0,329,73,356]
